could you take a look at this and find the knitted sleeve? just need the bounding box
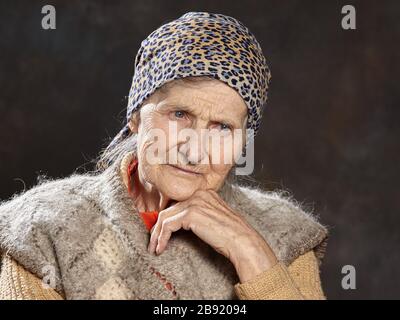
[0,253,63,300]
[234,250,326,300]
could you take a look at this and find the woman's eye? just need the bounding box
[174,110,186,119]
[219,123,231,131]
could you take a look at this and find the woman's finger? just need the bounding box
[148,201,188,254]
[155,210,190,255]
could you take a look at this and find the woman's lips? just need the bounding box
[167,164,201,175]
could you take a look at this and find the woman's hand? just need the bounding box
[148,189,278,283]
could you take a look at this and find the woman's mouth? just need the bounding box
[167,164,201,176]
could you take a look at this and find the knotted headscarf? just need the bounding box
[108,11,271,150]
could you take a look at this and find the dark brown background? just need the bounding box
[0,0,399,299]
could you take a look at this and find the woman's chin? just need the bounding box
[161,184,198,201]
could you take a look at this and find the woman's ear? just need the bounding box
[128,112,140,133]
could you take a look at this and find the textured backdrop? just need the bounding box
[0,0,399,299]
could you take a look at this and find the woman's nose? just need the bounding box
[178,130,208,165]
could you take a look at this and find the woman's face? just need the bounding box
[129,78,248,201]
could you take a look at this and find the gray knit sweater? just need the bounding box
[0,159,328,299]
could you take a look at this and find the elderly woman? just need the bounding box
[0,12,327,300]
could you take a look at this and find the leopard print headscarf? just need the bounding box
[108,11,271,149]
